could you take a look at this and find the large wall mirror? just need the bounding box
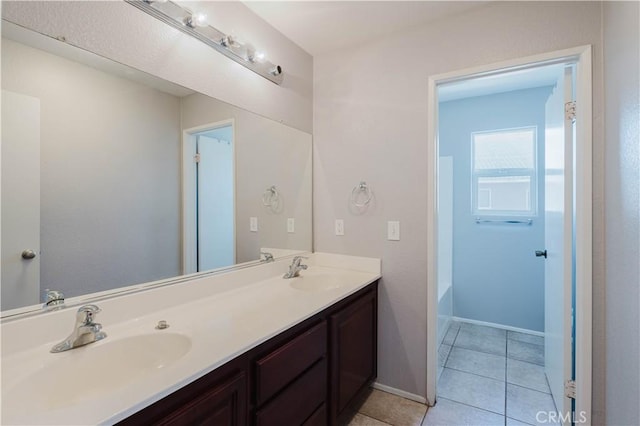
[1,21,312,314]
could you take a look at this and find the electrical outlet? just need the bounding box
[287,218,295,233]
[250,217,258,232]
[387,221,400,241]
[335,219,344,236]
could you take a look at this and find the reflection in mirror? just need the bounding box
[1,22,312,314]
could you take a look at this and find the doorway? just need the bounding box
[426,46,592,425]
[182,120,236,274]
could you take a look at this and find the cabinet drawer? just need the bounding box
[255,320,327,405]
[303,402,326,426]
[255,358,326,426]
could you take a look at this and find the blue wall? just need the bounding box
[439,86,553,332]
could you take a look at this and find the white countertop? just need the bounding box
[0,253,380,425]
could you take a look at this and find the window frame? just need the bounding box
[470,126,538,218]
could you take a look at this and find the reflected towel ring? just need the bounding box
[351,181,373,207]
[262,185,279,207]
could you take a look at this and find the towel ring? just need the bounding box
[351,181,373,207]
[262,185,279,207]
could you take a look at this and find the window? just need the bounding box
[471,127,537,216]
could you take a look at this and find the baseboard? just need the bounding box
[452,316,544,337]
[371,382,427,404]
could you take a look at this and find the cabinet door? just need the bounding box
[330,289,377,418]
[157,371,246,426]
[119,366,247,426]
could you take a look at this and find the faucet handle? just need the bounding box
[76,304,101,325]
[43,289,65,310]
[260,251,274,262]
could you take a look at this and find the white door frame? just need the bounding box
[182,119,236,275]
[426,46,592,422]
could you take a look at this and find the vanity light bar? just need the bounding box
[125,0,284,85]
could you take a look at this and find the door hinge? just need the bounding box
[565,379,576,399]
[565,101,576,122]
[194,153,201,163]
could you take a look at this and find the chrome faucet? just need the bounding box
[50,304,107,353]
[283,256,308,279]
[261,251,275,263]
[43,289,65,311]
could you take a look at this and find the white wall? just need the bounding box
[313,2,605,416]
[604,2,640,424]
[437,156,453,344]
[1,1,313,133]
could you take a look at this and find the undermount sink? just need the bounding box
[288,273,346,292]
[6,332,191,410]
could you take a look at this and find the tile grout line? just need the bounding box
[508,382,553,396]
[436,396,511,418]
[453,340,544,366]
[356,409,391,425]
[434,392,506,417]
[443,364,505,383]
[506,415,536,426]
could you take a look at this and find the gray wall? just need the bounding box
[313,2,605,418]
[604,2,640,424]
[180,93,313,264]
[440,87,551,332]
[2,38,181,298]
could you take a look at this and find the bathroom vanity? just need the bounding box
[0,4,378,425]
[119,281,377,426]
[0,253,380,425]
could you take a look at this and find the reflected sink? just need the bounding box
[288,273,346,292]
[6,332,191,410]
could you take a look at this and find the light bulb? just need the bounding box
[247,45,266,63]
[254,51,266,62]
[192,11,207,26]
[185,11,207,28]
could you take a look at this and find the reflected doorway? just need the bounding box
[183,120,236,274]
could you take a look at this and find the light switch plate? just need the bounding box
[335,219,344,236]
[387,221,400,241]
[287,218,295,233]
[250,217,258,232]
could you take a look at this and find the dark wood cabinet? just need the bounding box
[330,289,377,421]
[156,371,246,426]
[118,281,377,426]
[119,357,248,426]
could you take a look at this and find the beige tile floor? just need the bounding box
[344,322,554,426]
[345,388,428,426]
